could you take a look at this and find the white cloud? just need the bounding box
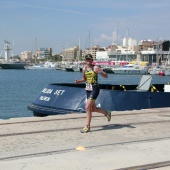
[94,31,122,45]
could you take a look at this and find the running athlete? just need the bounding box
[75,54,111,133]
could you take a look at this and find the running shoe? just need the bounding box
[105,111,111,122]
[80,125,90,133]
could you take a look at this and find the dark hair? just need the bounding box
[85,54,93,60]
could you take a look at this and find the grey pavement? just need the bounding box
[0,108,170,170]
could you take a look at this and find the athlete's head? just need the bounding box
[85,54,93,61]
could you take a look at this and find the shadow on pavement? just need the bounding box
[92,124,135,132]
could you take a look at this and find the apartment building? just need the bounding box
[62,46,82,61]
[138,40,155,51]
[37,48,52,60]
[83,45,105,60]
[20,51,32,61]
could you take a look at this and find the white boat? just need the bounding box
[65,64,80,72]
[0,40,28,69]
[25,61,57,70]
[112,64,148,74]
[55,64,62,70]
[73,67,80,72]
[24,64,47,70]
[148,67,161,75]
[162,68,170,76]
[44,61,57,69]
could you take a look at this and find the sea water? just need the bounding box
[0,69,170,119]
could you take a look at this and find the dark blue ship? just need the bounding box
[27,75,170,117]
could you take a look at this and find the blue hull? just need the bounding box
[27,83,170,116]
[0,62,27,69]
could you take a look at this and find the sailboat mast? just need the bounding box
[126,28,129,61]
[11,39,14,60]
[115,22,119,61]
[78,37,81,61]
[35,37,37,63]
[116,22,119,46]
[89,30,91,54]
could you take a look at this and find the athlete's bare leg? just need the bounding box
[91,103,107,115]
[85,99,94,126]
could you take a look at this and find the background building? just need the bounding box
[83,45,105,60]
[138,40,155,51]
[62,46,82,61]
[96,51,109,61]
[37,48,52,60]
[20,51,32,61]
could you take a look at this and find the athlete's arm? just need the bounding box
[94,66,108,78]
[75,69,87,84]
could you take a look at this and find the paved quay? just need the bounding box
[0,108,170,170]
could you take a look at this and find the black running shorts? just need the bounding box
[86,84,100,100]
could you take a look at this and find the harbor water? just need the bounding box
[1,69,170,119]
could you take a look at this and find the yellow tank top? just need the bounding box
[84,66,98,84]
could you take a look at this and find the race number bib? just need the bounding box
[85,83,93,91]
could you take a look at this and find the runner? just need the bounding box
[75,54,111,133]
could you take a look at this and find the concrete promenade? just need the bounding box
[0,108,170,170]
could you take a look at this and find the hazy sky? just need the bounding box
[0,0,169,55]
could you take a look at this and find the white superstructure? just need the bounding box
[4,40,11,61]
